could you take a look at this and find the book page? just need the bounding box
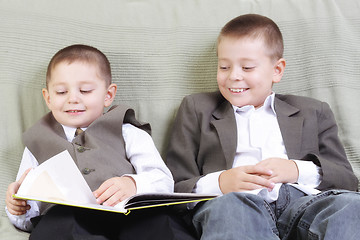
[17,150,96,204]
[26,170,66,201]
[124,192,218,209]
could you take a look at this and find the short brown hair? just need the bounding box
[218,14,284,61]
[46,44,112,88]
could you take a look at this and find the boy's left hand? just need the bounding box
[93,176,137,207]
[255,158,299,184]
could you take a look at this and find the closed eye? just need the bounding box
[242,66,255,71]
[80,90,93,94]
[219,66,229,70]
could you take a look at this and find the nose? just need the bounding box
[68,90,80,103]
[229,67,243,81]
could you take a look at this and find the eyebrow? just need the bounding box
[218,57,257,62]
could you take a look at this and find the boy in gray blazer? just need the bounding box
[166,14,360,240]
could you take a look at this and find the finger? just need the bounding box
[6,200,30,215]
[8,197,27,207]
[247,174,275,190]
[8,207,29,215]
[17,168,32,185]
[102,192,127,207]
[6,183,25,205]
[243,165,273,177]
[10,204,30,214]
[7,182,20,199]
[267,175,284,184]
[93,179,114,198]
[95,184,118,204]
[239,182,270,191]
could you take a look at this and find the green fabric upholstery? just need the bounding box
[1,0,359,238]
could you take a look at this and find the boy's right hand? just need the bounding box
[219,165,275,194]
[5,168,31,215]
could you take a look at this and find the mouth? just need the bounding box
[229,88,248,93]
[65,110,85,113]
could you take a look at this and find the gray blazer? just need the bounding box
[166,91,358,193]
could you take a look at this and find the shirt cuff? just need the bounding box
[123,173,173,195]
[193,171,224,195]
[293,159,322,188]
[5,200,40,231]
[124,174,148,194]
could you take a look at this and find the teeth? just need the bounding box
[230,88,246,93]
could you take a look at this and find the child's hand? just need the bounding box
[5,168,31,215]
[219,165,275,194]
[93,176,137,207]
[255,158,299,184]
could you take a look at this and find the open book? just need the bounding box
[14,150,217,214]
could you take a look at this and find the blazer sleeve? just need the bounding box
[166,95,202,193]
[312,102,358,191]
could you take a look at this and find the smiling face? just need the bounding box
[217,36,285,108]
[42,61,117,128]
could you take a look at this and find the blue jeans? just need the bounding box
[193,185,360,240]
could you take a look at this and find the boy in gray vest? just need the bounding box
[6,44,196,240]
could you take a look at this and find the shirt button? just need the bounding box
[77,146,85,152]
[82,168,95,175]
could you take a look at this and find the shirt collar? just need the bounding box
[232,92,276,115]
[61,125,87,142]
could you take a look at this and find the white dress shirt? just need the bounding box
[6,123,174,231]
[194,93,322,202]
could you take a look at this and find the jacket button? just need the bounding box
[82,168,95,175]
[77,146,85,152]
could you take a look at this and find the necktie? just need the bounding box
[75,127,84,137]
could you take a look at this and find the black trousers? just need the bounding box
[29,205,197,240]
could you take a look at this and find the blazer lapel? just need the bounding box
[274,96,303,158]
[211,100,237,169]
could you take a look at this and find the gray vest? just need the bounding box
[23,105,151,191]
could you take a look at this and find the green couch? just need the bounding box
[1,0,359,238]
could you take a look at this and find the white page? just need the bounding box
[17,150,97,204]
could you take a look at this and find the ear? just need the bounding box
[272,58,286,84]
[104,83,117,107]
[42,88,52,110]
